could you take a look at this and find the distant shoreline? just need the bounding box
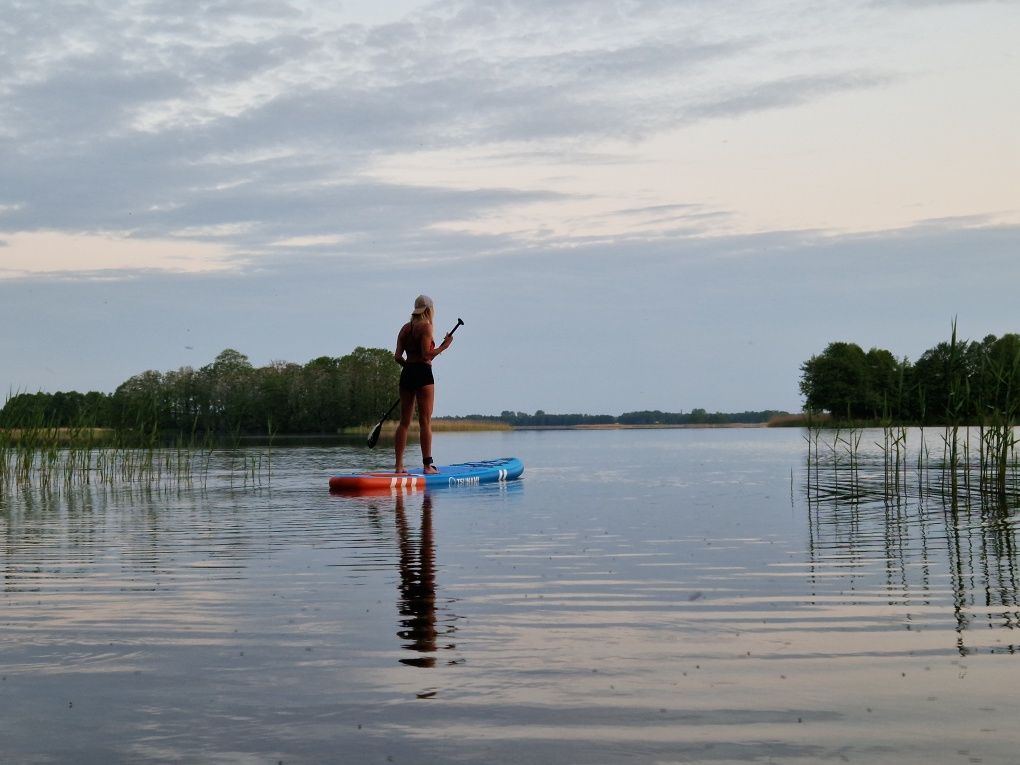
[509,422,770,430]
[343,420,778,439]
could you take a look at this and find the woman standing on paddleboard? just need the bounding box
[393,295,453,474]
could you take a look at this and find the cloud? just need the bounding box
[2,216,1017,414]
[9,57,187,141]
[0,0,902,273]
[1,0,1015,302]
[689,72,888,121]
[0,231,237,279]
[868,0,1003,6]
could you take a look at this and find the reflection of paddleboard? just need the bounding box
[329,457,524,494]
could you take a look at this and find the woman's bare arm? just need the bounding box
[426,327,452,361]
[394,325,408,366]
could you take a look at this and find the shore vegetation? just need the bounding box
[800,321,1019,502]
[2,347,789,440]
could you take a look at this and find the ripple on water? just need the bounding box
[1,431,1018,764]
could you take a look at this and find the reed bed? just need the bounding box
[803,423,1019,509]
[432,419,513,432]
[804,321,1020,506]
[351,419,512,440]
[0,424,272,496]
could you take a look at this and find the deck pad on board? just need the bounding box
[329,457,523,493]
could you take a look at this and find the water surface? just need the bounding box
[1,428,1018,763]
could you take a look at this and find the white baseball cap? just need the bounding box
[411,294,434,315]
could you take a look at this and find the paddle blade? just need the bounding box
[367,398,401,448]
[367,421,382,448]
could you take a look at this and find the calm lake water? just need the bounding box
[1,428,1018,764]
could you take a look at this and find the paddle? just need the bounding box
[367,318,464,448]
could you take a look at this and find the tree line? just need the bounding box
[800,329,1020,424]
[2,347,788,436]
[1,347,398,436]
[446,409,786,427]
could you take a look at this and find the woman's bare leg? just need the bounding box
[416,384,437,473]
[394,388,416,472]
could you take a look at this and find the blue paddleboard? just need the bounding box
[329,457,524,493]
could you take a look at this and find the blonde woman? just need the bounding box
[393,295,453,473]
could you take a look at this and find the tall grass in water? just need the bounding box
[0,406,272,494]
[800,325,1019,511]
[978,341,1020,501]
[940,320,965,500]
[877,421,908,499]
[877,368,909,498]
[804,418,866,502]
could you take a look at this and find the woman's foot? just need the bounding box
[423,457,439,474]
[394,465,407,474]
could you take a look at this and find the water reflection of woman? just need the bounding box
[394,493,453,667]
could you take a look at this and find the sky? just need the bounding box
[1,0,1018,416]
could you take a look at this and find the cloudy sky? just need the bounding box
[1,0,1017,416]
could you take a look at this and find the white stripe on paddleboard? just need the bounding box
[386,475,420,492]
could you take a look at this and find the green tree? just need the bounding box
[864,348,903,419]
[337,347,400,427]
[0,393,47,427]
[799,342,909,421]
[981,333,1020,417]
[909,335,980,424]
[799,342,870,418]
[112,370,167,432]
[203,349,255,432]
[301,356,348,432]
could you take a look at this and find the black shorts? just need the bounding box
[399,362,435,391]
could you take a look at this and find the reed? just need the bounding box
[805,422,1017,508]
[940,319,965,499]
[431,419,512,432]
[981,334,1019,500]
[349,418,513,439]
[918,427,930,497]
[0,414,270,494]
[800,321,1020,510]
[876,419,908,499]
[804,369,1014,508]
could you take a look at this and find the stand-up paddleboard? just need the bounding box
[329,457,524,494]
